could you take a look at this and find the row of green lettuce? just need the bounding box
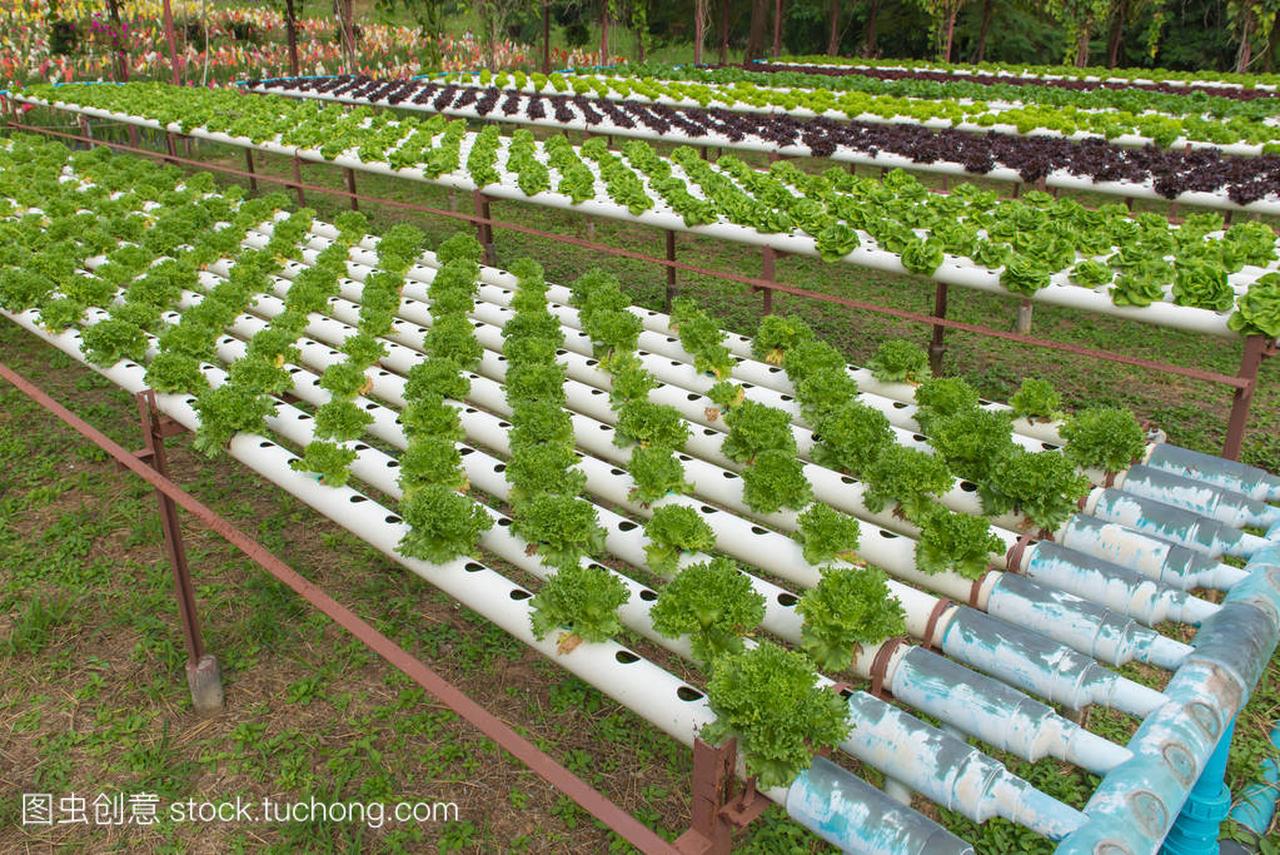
[23,83,1280,337]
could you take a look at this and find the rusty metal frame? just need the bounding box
[0,362,697,855]
[6,117,1272,458]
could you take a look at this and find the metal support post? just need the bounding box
[758,246,777,315]
[929,281,949,375]
[473,191,496,266]
[1222,335,1271,460]
[1015,298,1034,336]
[665,230,678,312]
[291,156,306,206]
[345,168,359,211]
[674,738,768,855]
[244,149,258,192]
[134,390,223,715]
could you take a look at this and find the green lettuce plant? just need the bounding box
[643,505,717,575]
[722,399,796,463]
[914,506,1004,579]
[812,401,894,476]
[794,504,861,565]
[866,339,929,384]
[980,450,1091,532]
[650,557,766,667]
[628,446,694,505]
[1009,378,1062,422]
[741,449,813,514]
[513,494,608,571]
[1061,406,1147,472]
[290,440,359,487]
[702,641,851,789]
[529,564,630,648]
[861,445,952,521]
[796,566,905,672]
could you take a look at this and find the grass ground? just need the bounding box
[1,120,1278,854]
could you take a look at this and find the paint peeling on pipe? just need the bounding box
[1055,516,1249,592]
[984,573,1191,671]
[1084,488,1271,559]
[1144,443,1280,503]
[1115,465,1280,532]
[939,607,1167,718]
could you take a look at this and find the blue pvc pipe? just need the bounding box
[1228,724,1280,834]
[1160,717,1236,855]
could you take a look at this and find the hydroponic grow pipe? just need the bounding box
[758,59,1279,92]
[208,238,1207,668]
[351,230,1280,508]
[211,274,1181,716]
[1056,543,1280,852]
[250,79,1280,216]
[205,224,1222,650]
[0,304,972,855]
[413,73,1272,157]
[17,278,1085,844]
[18,94,1251,340]
[177,296,1132,786]
[266,225,1067,454]
[250,265,1221,635]
[1227,722,1280,834]
[183,327,1088,839]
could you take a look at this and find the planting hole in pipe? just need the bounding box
[509,589,532,600]
[386,460,399,468]
[960,481,977,492]
[297,413,311,420]
[677,686,705,702]
[493,463,506,473]
[893,402,908,409]
[778,592,799,607]
[751,526,768,535]
[464,562,484,573]
[1042,443,1061,451]
[879,530,900,539]
[616,651,640,664]
[913,434,927,442]
[350,495,368,504]
[259,441,273,448]
[385,514,402,524]
[687,393,701,401]
[723,471,739,479]
[639,589,658,601]
[497,518,512,527]
[618,520,639,531]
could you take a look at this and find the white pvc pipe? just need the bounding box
[256,81,1280,215]
[20,95,1249,338]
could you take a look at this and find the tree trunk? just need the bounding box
[1237,8,1256,73]
[695,0,705,64]
[1073,21,1091,67]
[719,0,730,64]
[942,6,958,62]
[285,0,300,76]
[746,0,769,60]
[541,1,550,72]
[107,0,128,81]
[827,0,840,55]
[973,0,992,62]
[863,0,879,56]
[1105,0,1127,67]
[773,0,783,56]
[339,0,356,73]
[601,2,609,64]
